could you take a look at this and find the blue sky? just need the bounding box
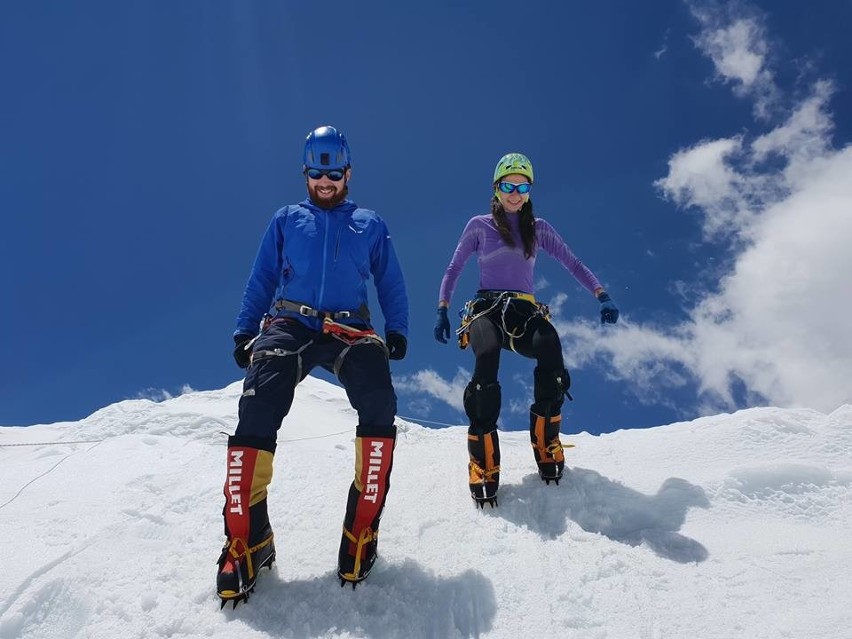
[2,0,851,433]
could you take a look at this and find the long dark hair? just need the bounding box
[490,197,536,259]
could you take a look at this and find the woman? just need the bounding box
[434,152,619,507]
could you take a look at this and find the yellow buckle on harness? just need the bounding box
[478,290,537,304]
[506,292,536,304]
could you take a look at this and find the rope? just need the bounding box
[0,440,104,511]
[0,415,462,450]
[0,439,104,448]
[397,415,463,428]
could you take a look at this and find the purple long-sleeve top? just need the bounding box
[438,213,602,305]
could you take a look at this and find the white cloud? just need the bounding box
[690,5,779,118]
[395,367,469,413]
[600,5,852,414]
[656,136,751,239]
[654,28,671,60]
[534,276,550,290]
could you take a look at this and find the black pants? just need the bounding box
[235,320,397,441]
[468,299,565,382]
[465,298,566,429]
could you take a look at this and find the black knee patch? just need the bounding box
[463,380,501,429]
[533,367,570,414]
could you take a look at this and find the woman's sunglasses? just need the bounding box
[497,181,531,194]
[306,168,346,181]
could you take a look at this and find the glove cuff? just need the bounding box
[597,292,612,303]
[234,333,254,345]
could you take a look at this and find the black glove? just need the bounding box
[434,307,451,344]
[598,292,619,325]
[386,332,407,360]
[233,334,254,369]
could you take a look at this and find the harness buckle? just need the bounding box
[298,305,314,317]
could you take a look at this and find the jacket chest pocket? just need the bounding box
[335,226,371,276]
[284,231,326,277]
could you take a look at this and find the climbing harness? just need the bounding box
[242,298,387,379]
[455,290,551,351]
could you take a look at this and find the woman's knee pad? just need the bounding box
[464,380,501,428]
[533,367,570,412]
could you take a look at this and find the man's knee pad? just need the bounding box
[463,380,501,428]
[351,387,397,427]
[533,367,570,414]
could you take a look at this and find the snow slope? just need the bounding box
[1,376,850,638]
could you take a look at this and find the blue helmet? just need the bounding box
[303,125,351,170]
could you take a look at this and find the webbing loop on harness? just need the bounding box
[321,317,379,343]
[320,318,389,376]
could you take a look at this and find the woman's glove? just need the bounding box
[434,307,451,343]
[597,293,619,325]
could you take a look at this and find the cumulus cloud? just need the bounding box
[582,5,852,414]
[395,367,469,413]
[689,3,779,118]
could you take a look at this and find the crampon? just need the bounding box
[337,526,378,589]
[216,535,276,609]
[469,461,500,508]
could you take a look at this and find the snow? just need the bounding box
[1,376,850,638]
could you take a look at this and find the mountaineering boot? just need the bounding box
[463,379,502,507]
[217,436,277,608]
[216,519,276,609]
[337,426,396,588]
[468,428,501,507]
[530,411,565,484]
[530,367,570,485]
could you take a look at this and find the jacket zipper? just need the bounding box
[318,212,330,310]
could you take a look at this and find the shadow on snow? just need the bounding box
[227,559,496,639]
[492,468,711,563]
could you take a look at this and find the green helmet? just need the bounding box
[493,152,534,184]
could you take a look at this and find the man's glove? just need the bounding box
[597,292,619,325]
[434,307,451,344]
[386,332,407,360]
[233,334,254,368]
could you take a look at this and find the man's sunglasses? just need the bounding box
[497,181,531,194]
[306,168,346,181]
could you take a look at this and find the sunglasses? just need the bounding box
[497,181,531,194]
[306,168,346,181]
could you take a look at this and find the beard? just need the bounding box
[307,181,349,209]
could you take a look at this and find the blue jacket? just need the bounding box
[235,198,409,338]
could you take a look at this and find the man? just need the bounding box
[216,125,408,607]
